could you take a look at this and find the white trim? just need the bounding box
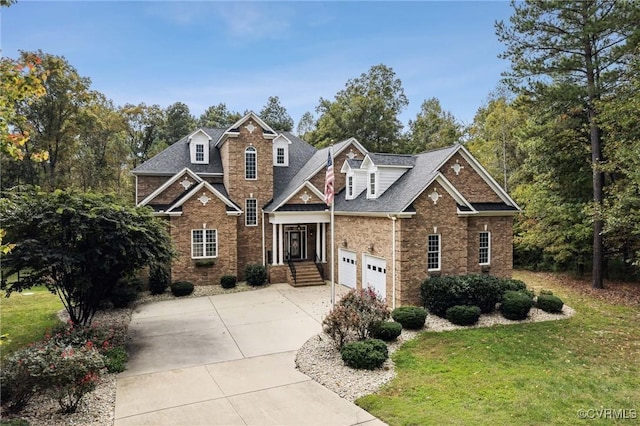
[333,211,415,218]
[191,228,218,259]
[269,211,330,224]
[245,146,258,180]
[270,181,326,211]
[138,168,203,207]
[166,181,242,213]
[479,231,491,265]
[245,198,258,227]
[218,112,278,145]
[427,233,441,271]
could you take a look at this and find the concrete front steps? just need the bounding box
[287,261,325,287]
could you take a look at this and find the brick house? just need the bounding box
[132,112,520,307]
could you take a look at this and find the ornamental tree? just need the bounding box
[0,189,175,325]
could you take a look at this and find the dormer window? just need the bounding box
[195,144,205,162]
[245,146,257,180]
[188,130,210,164]
[347,176,354,199]
[272,135,290,167]
[276,147,285,165]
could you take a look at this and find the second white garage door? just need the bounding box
[339,248,357,289]
[363,254,386,300]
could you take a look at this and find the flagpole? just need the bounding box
[331,196,335,307]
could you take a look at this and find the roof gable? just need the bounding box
[166,181,242,214]
[217,112,277,146]
[138,168,202,207]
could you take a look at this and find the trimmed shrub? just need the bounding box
[245,264,267,286]
[171,280,194,297]
[340,339,388,370]
[220,274,237,289]
[109,277,142,308]
[539,289,554,296]
[536,294,564,313]
[421,276,468,317]
[499,279,534,299]
[446,305,481,326]
[149,264,170,295]
[391,306,427,330]
[501,290,534,320]
[462,275,503,313]
[371,321,403,341]
[1,339,105,414]
[322,288,390,348]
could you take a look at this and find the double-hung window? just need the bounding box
[191,229,217,258]
[195,144,205,162]
[479,231,491,265]
[369,173,376,197]
[427,234,441,271]
[245,146,257,179]
[276,147,285,165]
[245,198,257,226]
[347,176,353,198]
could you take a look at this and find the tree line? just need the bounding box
[2,0,639,284]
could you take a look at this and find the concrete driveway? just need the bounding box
[114,284,386,426]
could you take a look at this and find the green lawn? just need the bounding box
[357,271,640,425]
[0,286,63,358]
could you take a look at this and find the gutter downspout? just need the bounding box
[388,214,397,310]
[261,209,266,266]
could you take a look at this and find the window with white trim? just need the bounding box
[195,144,205,162]
[245,198,257,226]
[276,147,285,165]
[191,229,217,258]
[369,172,376,197]
[427,234,441,271]
[347,176,353,198]
[479,231,491,265]
[245,146,257,179]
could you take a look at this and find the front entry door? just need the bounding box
[289,231,302,260]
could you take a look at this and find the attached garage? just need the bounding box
[363,254,387,300]
[338,248,357,289]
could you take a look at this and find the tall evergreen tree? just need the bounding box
[161,102,195,144]
[198,103,241,128]
[259,96,294,131]
[496,0,640,288]
[405,97,462,153]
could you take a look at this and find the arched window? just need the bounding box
[245,146,257,180]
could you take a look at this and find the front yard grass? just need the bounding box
[0,286,63,358]
[357,271,640,425]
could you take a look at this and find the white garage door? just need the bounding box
[363,255,386,300]
[339,249,357,289]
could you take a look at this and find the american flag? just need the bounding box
[324,149,334,206]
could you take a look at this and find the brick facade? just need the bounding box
[134,117,517,299]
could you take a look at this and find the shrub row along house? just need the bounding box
[132,112,520,307]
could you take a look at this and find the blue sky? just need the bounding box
[2,1,514,129]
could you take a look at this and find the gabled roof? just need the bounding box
[138,168,202,207]
[334,145,458,214]
[166,180,242,214]
[217,111,277,146]
[265,138,368,212]
[131,128,224,175]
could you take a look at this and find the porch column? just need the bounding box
[278,224,284,265]
[316,223,321,262]
[272,223,277,265]
[321,223,327,262]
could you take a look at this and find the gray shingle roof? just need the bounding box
[132,128,225,175]
[334,145,460,213]
[265,138,355,212]
[272,132,317,200]
[366,153,415,167]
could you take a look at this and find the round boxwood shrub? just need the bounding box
[220,275,237,289]
[446,305,481,326]
[500,290,533,320]
[462,275,502,313]
[536,294,564,313]
[149,264,170,295]
[370,321,403,341]
[245,264,267,286]
[341,338,388,370]
[421,276,467,317]
[391,306,427,330]
[171,280,194,297]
